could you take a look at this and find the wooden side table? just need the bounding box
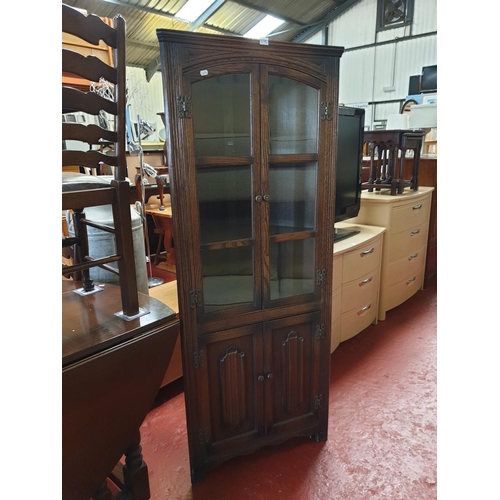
[363,129,425,195]
[145,205,176,272]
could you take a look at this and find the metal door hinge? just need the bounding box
[314,394,323,410]
[189,290,202,308]
[177,95,191,118]
[320,101,332,120]
[193,349,205,369]
[315,324,325,341]
[316,269,326,286]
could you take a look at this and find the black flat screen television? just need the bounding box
[334,106,365,242]
[421,65,437,93]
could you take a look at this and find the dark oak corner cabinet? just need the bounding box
[156,29,344,483]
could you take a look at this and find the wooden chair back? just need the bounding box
[62,3,139,318]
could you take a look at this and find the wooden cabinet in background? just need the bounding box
[363,156,437,286]
[404,157,437,286]
[350,187,434,320]
[157,29,343,483]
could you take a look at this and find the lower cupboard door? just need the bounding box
[201,325,264,457]
[265,312,323,435]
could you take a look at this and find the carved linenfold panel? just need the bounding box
[219,346,246,429]
[281,330,305,413]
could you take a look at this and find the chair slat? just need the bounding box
[62,4,117,48]
[63,150,119,168]
[63,49,118,85]
[62,188,115,211]
[63,87,117,116]
[62,122,117,145]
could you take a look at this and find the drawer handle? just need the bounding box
[406,276,416,285]
[357,304,371,315]
[359,276,373,287]
[360,247,375,256]
[410,229,420,236]
[413,204,422,210]
[408,252,418,260]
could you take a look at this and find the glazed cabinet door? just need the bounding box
[262,67,326,308]
[187,64,262,320]
[185,63,328,322]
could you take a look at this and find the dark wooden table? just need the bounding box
[363,129,425,195]
[62,281,179,500]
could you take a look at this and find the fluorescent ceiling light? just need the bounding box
[175,0,217,23]
[243,15,285,39]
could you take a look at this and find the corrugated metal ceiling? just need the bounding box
[63,0,359,76]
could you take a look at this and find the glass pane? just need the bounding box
[201,246,254,312]
[270,239,316,301]
[268,76,319,155]
[192,74,251,156]
[269,163,317,235]
[196,166,253,245]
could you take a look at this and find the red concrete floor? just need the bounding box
[136,277,437,500]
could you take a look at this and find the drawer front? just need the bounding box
[332,254,343,292]
[332,286,342,323]
[342,237,382,283]
[391,197,431,235]
[386,244,426,287]
[341,270,379,314]
[383,268,424,313]
[388,224,428,262]
[340,299,377,342]
[331,318,341,353]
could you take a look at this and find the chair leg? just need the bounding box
[112,180,140,317]
[73,208,95,292]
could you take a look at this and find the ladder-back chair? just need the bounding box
[62,3,140,319]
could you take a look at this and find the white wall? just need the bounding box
[129,0,437,134]
[305,0,437,130]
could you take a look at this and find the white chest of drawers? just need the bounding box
[350,187,434,320]
[331,223,385,352]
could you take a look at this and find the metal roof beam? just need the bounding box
[230,0,307,26]
[292,0,361,43]
[145,56,162,82]
[188,0,226,31]
[126,37,158,48]
[100,0,178,20]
